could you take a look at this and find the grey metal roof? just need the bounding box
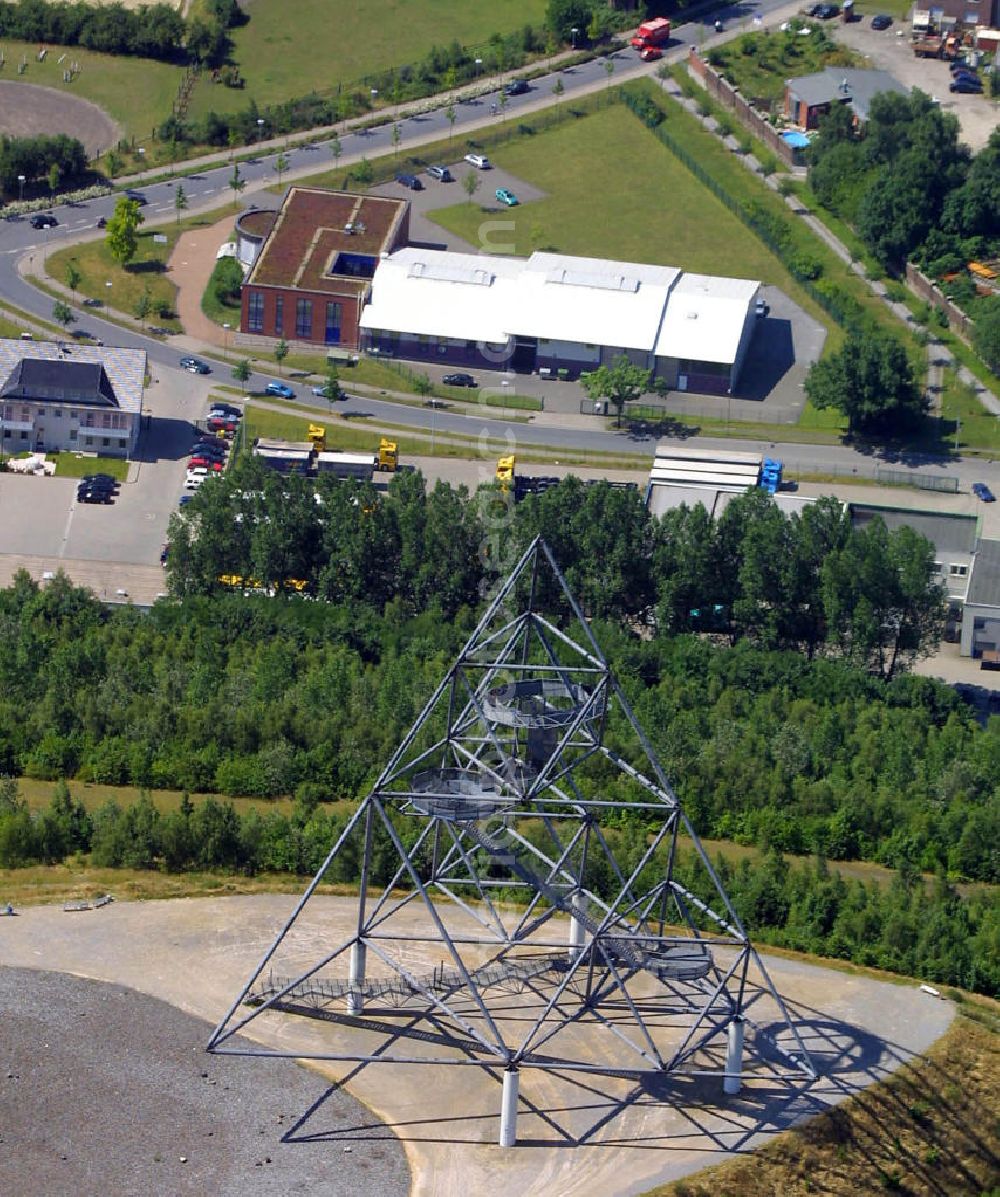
[968,539,1000,606]
[2,357,117,406]
[786,68,908,122]
[850,504,978,554]
[0,339,146,415]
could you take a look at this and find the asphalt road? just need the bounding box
[0,0,994,495]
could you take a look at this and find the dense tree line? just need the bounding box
[0,0,186,60]
[169,466,945,678]
[1,779,996,996]
[809,94,1000,273]
[0,532,991,886]
[0,133,88,196]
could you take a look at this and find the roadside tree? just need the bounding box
[580,355,652,427]
[52,300,75,330]
[104,196,144,269]
[804,334,925,435]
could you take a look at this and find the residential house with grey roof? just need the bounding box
[785,67,908,130]
[0,338,145,458]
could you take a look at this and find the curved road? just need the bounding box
[0,0,990,489]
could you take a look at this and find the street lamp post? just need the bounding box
[136,146,145,184]
[223,322,231,357]
[17,174,25,203]
[571,27,579,49]
[370,87,378,109]
[475,57,482,85]
[256,118,264,146]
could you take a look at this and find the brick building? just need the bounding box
[239,188,409,349]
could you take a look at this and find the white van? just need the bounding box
[463,153,491,170]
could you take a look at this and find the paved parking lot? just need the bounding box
[834,18,998,150]
[0,366,221,568]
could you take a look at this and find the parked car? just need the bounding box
[639,46,663,61]
[870,13,893,28]
[30,213,57,229]
[178,494,193,506]
[180,356,211,374]
[755,297,768,318]
[464,153,491,170]
[950,77,983,93]
[495,188,519,207]
[80,473,119,489]
[188,457,224,472]
[124,189,148,206]
[427,165,452,182]
[951,60,975,74]
[504,78,529,96]
[207,417,237,434]
[160,544,169,565]
[96,216,107,229]
[817,3,840,16]
[265,380,295,399]
[77,483,114,504]
[209,402,242,418]
[190,445,226,461]
[443,372,477,388]
[394,172,423,191]
[973,482,996,502]
[184,475,205,490]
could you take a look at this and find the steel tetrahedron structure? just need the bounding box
[208,537,816,1144]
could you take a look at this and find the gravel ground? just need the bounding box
[0,967,410,1197]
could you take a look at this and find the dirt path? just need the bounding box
[168,210,242,349]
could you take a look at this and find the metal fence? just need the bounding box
[876,468,958,494]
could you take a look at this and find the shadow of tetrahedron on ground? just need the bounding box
[208,537,817,1146]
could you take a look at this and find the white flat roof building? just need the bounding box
[360,249,759,394]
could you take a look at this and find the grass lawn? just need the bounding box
[707,25,863,106]
[47,213,221,329]
[186,0,548,123]
[0,39,182,150]
[48,453,128,480]
[941,368,1000,454]
[430,104,799,280]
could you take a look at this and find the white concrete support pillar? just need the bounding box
[347,941,367,1015]
[568,890,588,959]
[724,1016,744,1096]
[499,1068,519,1147]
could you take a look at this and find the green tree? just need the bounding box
[804,335,925,435]
[330,134,342,172]
[232,358,252,385]
[134,290,152,328]
[319,363,341,403]
[229,162,245,209]
[552,76,565,97]
[274,152,289,188]
[174,182,188,226]
[352,157,374,186]
[274,338,289,375]
[104,195,144,269]
[104,148,122,179]
[580,355,652,427]
[65,261,81,293]
[461,168,481,205]
[52,300,75,330]
[971,296,1000,375]
[391,123,402,158]
[546,0,592,42]
[445,104,457,144]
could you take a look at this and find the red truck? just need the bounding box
[630,17,671,51]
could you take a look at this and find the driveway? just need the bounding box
[834,19,998,150]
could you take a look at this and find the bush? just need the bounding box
[210,255,244,305]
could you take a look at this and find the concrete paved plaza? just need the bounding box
[0,894,955,1197]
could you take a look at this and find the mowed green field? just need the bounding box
[187,0,548,120]
[0,38,182,145]
[429,104,808,291]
